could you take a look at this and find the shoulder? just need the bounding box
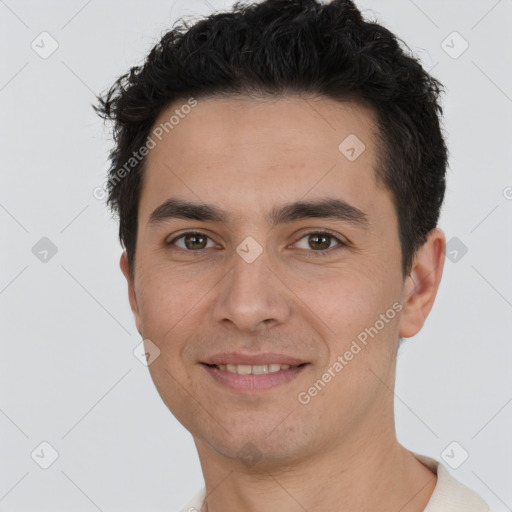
[176,487,206,512]
[413,453,491,512]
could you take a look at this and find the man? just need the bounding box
[95,0,490,510]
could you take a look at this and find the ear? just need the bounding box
[120,251,142,336]
[398,228,446,338]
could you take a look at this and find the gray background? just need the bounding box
[1,0,511,510]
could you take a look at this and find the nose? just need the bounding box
[211,249,292,334]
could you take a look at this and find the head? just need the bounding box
[96,0,447,469]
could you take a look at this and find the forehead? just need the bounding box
[138,94,387,224]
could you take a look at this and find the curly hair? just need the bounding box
[95,0,448,278]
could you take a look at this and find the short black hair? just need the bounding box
[95,0,448,278]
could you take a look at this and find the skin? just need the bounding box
[120,95,446,512]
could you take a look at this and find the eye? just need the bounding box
[166,230,346,255]
[293,231,345,254]
[167,231,217,251]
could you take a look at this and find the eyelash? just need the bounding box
[166,230,347,257]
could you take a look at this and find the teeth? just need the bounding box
[214,363,296,374]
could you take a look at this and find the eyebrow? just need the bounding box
[148,197,369,229]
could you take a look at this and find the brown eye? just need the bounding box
[169,232,215,251]
[308,233,332,250]
[184,233,207,250]
[293,231,345,254]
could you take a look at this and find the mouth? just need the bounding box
[202,362,308,374]
[200,362,310,392]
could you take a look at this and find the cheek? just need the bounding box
[134,267,205,419]
[135,265,203,342]
[293,267,392,336]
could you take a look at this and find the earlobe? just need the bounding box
[120,251,142,334]
[398,228,446,338]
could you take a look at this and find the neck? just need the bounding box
[194,426,436,512]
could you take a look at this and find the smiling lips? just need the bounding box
[201,352,310,391]
[209,363,299,374]
[202,352,308,372]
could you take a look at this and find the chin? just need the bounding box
[193,422,314,469]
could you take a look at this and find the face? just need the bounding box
[122,95,441,469]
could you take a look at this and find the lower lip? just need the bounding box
[201,363,309,392]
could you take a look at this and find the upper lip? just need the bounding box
[202,352,308,366]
